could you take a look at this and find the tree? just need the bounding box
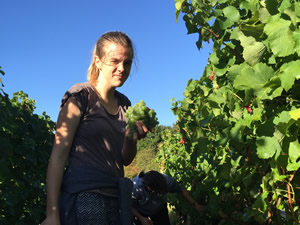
[159,0,300,224]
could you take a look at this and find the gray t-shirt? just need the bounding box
[61,82,131,178]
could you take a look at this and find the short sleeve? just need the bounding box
[131,176,142,208]
[164,175,182,193]
[131,176,140,199]
[60,83,89,119]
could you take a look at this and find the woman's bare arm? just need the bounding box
[42,98,81,225]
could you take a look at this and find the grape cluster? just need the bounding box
[125,100,159,138]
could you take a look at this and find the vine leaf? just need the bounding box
[264,14,295,57]
[175,0,186,21]
[293,28,300,56]
[233,63,275,99]
[289,140,300,163]
[287,161,300,171]
[273,111,294,134]
[238,30,266,65]
[256,136,281,159]
[289,108,300,121]
[251,191,268,223]
[220,6,240,29]
[279,61,300,92]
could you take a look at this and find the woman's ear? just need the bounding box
[95,56,102,70]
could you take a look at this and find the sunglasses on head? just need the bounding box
[144,184,165,196]
[144,185,155,193]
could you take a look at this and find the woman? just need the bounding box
[132,170,204,225]
[41,31,149,225]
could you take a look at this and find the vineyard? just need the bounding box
[0,67,56,224]
[158,0,300,224]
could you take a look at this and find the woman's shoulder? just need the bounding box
[68,82,93,94]
[60,82,94,111]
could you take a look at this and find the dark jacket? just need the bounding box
[59,164,133,225]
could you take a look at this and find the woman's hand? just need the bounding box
[134,120,149,140]
[41,213,61,225]
[139,216,152,225]
[193,202,204,212]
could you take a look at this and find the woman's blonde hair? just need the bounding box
[87,31,134,85]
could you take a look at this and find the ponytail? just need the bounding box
[87,46,100,86]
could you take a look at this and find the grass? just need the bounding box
[124,148,161,179]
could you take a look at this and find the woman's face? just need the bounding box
[95,42,133,89]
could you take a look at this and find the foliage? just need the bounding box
[0,69,56,224]
[125,125,172,178]
[137,125,171,151]
[159,0,300,224]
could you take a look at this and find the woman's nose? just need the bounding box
[117,62,125,72]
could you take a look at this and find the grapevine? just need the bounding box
[125,100,159,138]
[159,0,300,224]
[0,69,56,224]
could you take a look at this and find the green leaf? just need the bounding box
[208,87,227,105]
[229,120,245,142]
[289,108,300,121]
[192,0,205,8]
[278,0,291,13]
[217,0,229,4]
[227,64,242,82]
[287,161,300,171]
[293,28,300,57]
[273,111,294,134]
[233,63,275,99]
[175,0,186,21]
[289,140,300,163]
[295,2,300,17]
[251,191,268,223]
[231,155,242,167]
[223,6,240,25]
[284,7,298,26]
[238,30,266,65]
[279,60,300,91]
[218,6,240,29]
[264,14,295,57]
[230,27,239,40]
[240,23,265,38]
[273,111,291,124]
[259,8,271,23]
[256,136,281,159]
[209,51,219,65]
[240,0,260,13]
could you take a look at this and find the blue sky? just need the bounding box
[1,0,212,126]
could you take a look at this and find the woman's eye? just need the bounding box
[124,61,132,66]
[110,60,119,65]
